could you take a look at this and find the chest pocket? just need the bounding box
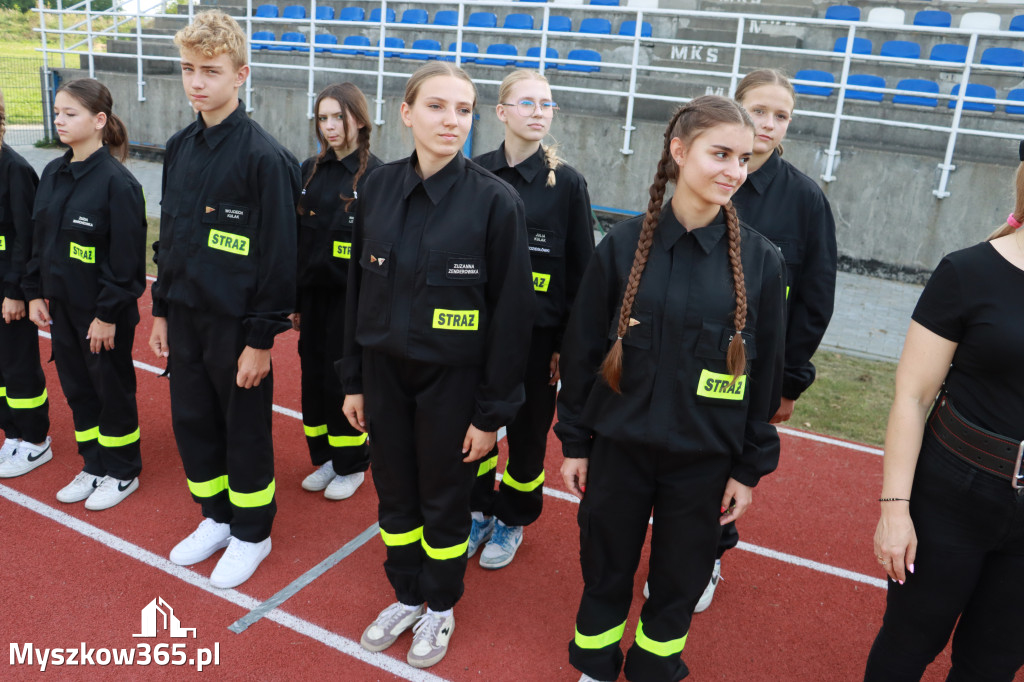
[357,238,392,327]
[201,202,253,229]
[607,306,653,350]
[62,209,107,265]
[527,224,564,258]
[694,320,756,406]
[424,250,487,334]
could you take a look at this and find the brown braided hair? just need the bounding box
[299,82,373,215]
[601,96,754,392]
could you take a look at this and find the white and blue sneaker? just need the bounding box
[694,559,722,613]
[479,520,523,570]
[467,515,494,558]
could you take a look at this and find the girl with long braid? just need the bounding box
[556,96,786,682]
[294,83,381,500]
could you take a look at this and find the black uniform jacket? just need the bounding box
[341,151,536,432]
[23,147,146,324]
[297,149,382,291]
[152,102,300,349]
[0,144,40,301]
[731,151,837,401]
[555,208,787,488]
[473,144,594,348]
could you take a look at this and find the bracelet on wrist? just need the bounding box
[878,497,910,503]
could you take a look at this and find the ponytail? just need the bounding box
[986,154,1024,241]
[104,112,129,163]
[542,142,562,188]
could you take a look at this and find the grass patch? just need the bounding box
[145,216,159,277]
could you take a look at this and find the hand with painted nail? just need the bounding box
[873,504,917,584]
[561,457,588,500]
[719,477,752,524]
[28,298,51,328]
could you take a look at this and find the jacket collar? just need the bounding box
[656,204,727,254]
[478,143,546,183]
[401,151,465,204]
[187,99,247,148]
[746,149,782,195]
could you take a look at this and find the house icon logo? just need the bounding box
[132,597,196,639]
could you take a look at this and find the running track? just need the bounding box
[3,282,1016,681]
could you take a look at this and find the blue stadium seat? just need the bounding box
[401,9,428,25]
[619,20,653,37]
[560,48,602,72]
[339,34,370,55]
[825,5,860,22]
[590,0,620,5]
[369,8,396,23]
[845,74,884,102]
[1007,89,1024,115]
[440,41,480,63]
[377,36,404,57]
[338,7,364,22]
[282,5,305,20]
[280,32,307,51]
[980,47,1024,68]
[793,69,835,96]
[433,10,458,26]
[478,43,519,66]
[578,18,612,35]
[880,40,920,60]
[254,4,278,18]
[892,78,939,107]
[929,44,968,63]
[913,10,951,28]
[1011,15,1024,32]
[315,6,334,21]
[519,0,546,3]
[546,16,572,32]
[267,31,297,51]
[518,46,558,68]
[504,14,535,30]
[948,83,996,113]
[834,37,872,55]
[251,31,275,49]
[404,38,441,60]
[314,34,338,53]
[468,12,498,28]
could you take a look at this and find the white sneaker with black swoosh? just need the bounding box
[84,476,139,510]
[407,609,454,669]
[0,436,52,478]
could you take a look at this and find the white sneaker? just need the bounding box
[694,559,722,613]
[209,536,272,589]
[643,580,649,599]
[360,602,425,652]
[169,518,231,566]
[84,476,138,510]
[579,674,613,682]
[324,471,365,500]
[0,436,52,478]
[301,461,336,491]
[56,470,102,503]
[0,438,20,460]
[407,609,454,669]
[479,520,523,569]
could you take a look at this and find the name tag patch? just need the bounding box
[69,242,95,264]
[446,258,481,280]
[205,204,250,225]
[696,369,746,401]
[529,229,553,254]
[72,214,95,229]
[208,229,250,256]
[532,272,551,292]
[333,241,351,259]
[433,309,479,330]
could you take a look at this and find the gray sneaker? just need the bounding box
[479,520,523,569]
[467,516,494,558]
[407,610,454,669]
[360,602,424,652]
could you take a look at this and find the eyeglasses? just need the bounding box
[501,99,559,117]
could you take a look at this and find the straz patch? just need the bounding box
[696,370,746,401]
[208,229,250,256]
[446,258,481,280]
[333,241,352,259]
[433,309,479,331]
[528,229,553,254]
[69,242,95,264]
[532,272,551,292]
[0,236,5,251]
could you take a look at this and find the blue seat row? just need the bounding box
[832,38,1024,68]
[825,5,1024,31]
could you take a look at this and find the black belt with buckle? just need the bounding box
[928,394,1024,490]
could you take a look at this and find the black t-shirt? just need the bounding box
[912,241,1024,440]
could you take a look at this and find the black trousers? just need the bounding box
[570,437,731,682]
[0,312,49,443]
[298,286,368,475]
[167,305,276,543]
[50,300,141,479]
[864,435,1024,682]
[363,350,479,612]
[470,326,557,527]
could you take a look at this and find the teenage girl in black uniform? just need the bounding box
[295,83,381,500]
[469,69,594,569]
[341,62,534,669]
[557,96,786,682]
[24,78,146,511]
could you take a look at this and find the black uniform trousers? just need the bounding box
[570,436,731,682]
[166,304,276,543]
[864,435,1024,682]
[364,349,480,612]
[471,326,557,527]
[0,313,49,443]
[298,287,368,475]
[49,300,141,479]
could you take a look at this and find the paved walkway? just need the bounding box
[14,144,921,363]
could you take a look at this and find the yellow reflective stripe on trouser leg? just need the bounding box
[75,426,100,442]
[502,469,545,492]
[380,526,423,547]
[476,455,497,477]
[228,479,276,508]
[6,388,47,410]
[187,475,229,498]
[421,535,469,560]
[574,621,627,650]
[0,386,5,399]
[634,619,687,657]
[304,423,328,437]
[98,427,141,448]
[327,432,369,448]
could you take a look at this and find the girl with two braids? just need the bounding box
[556,96,786,682]
[293,83,381,500]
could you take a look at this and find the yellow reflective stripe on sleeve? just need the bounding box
[98,427,140,448]
[304,424,328,437]
[6,388,48,410]
[695,370,746,401]
[532,272,551,292]
[476,455,498,477]
[333,241,352,259]
[574,621,627,650]
[208,229,250,256]
[69,242,96,263]
[228,479,276,508]
[380,526,423,547]
[502,469,545,492]
[634,619,687,657]
[187,475,228,498]
[328,432,369,448]
[432,309,479,330]
[75,426,100,442]
[421,536,469,560]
